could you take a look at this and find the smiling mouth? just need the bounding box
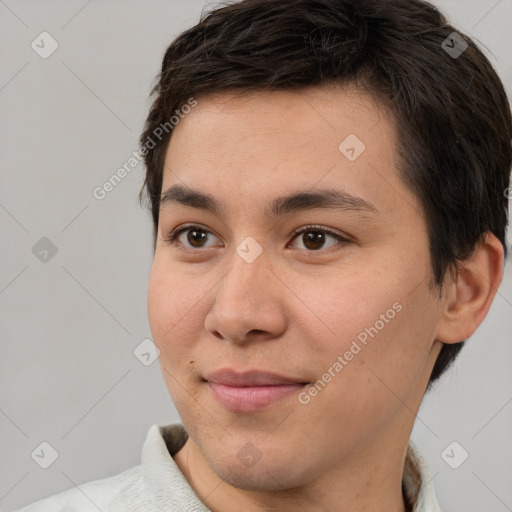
[204,368,308,412]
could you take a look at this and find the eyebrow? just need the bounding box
[160,184,378,218]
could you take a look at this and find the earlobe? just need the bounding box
[435,233,505,344]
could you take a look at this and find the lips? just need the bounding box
[206,369,306,386]
[205,369,307,412]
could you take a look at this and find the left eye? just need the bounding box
[288,227,347,251]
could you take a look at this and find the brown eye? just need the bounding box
[187,229,209,247]
[163,225,221,249]
[289,226,348,252]
[302,231,326,250]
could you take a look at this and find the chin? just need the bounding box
[214,458,301,491]
[198,439,311,492]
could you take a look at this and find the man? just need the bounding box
[18,0,511,510]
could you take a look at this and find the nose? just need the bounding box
[204,250,287,345]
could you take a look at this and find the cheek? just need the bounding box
[147,262,209,408]
[295,300,437,452]
[294,257,438,391]
[290,266,403,352]
[343,291,437,403]
[147,264,176,343]
[147,258,208,358]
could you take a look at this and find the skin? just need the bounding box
[147,85,504,512]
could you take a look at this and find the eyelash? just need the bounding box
[162,223,350,252]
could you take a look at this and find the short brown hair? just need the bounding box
[139,0,512,387]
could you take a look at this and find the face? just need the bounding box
[148,85,445,490]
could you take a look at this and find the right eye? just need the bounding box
[162,224,223,250]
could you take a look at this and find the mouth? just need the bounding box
[204,369,308,412]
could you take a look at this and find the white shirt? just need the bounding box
[16,423,441,511]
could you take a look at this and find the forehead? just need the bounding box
[162,86,419,220]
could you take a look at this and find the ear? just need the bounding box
[435,233,505,343]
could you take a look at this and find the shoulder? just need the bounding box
[15,464,143,512]
[14,423,194,512]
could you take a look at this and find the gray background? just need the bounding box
[0,1,510,510]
